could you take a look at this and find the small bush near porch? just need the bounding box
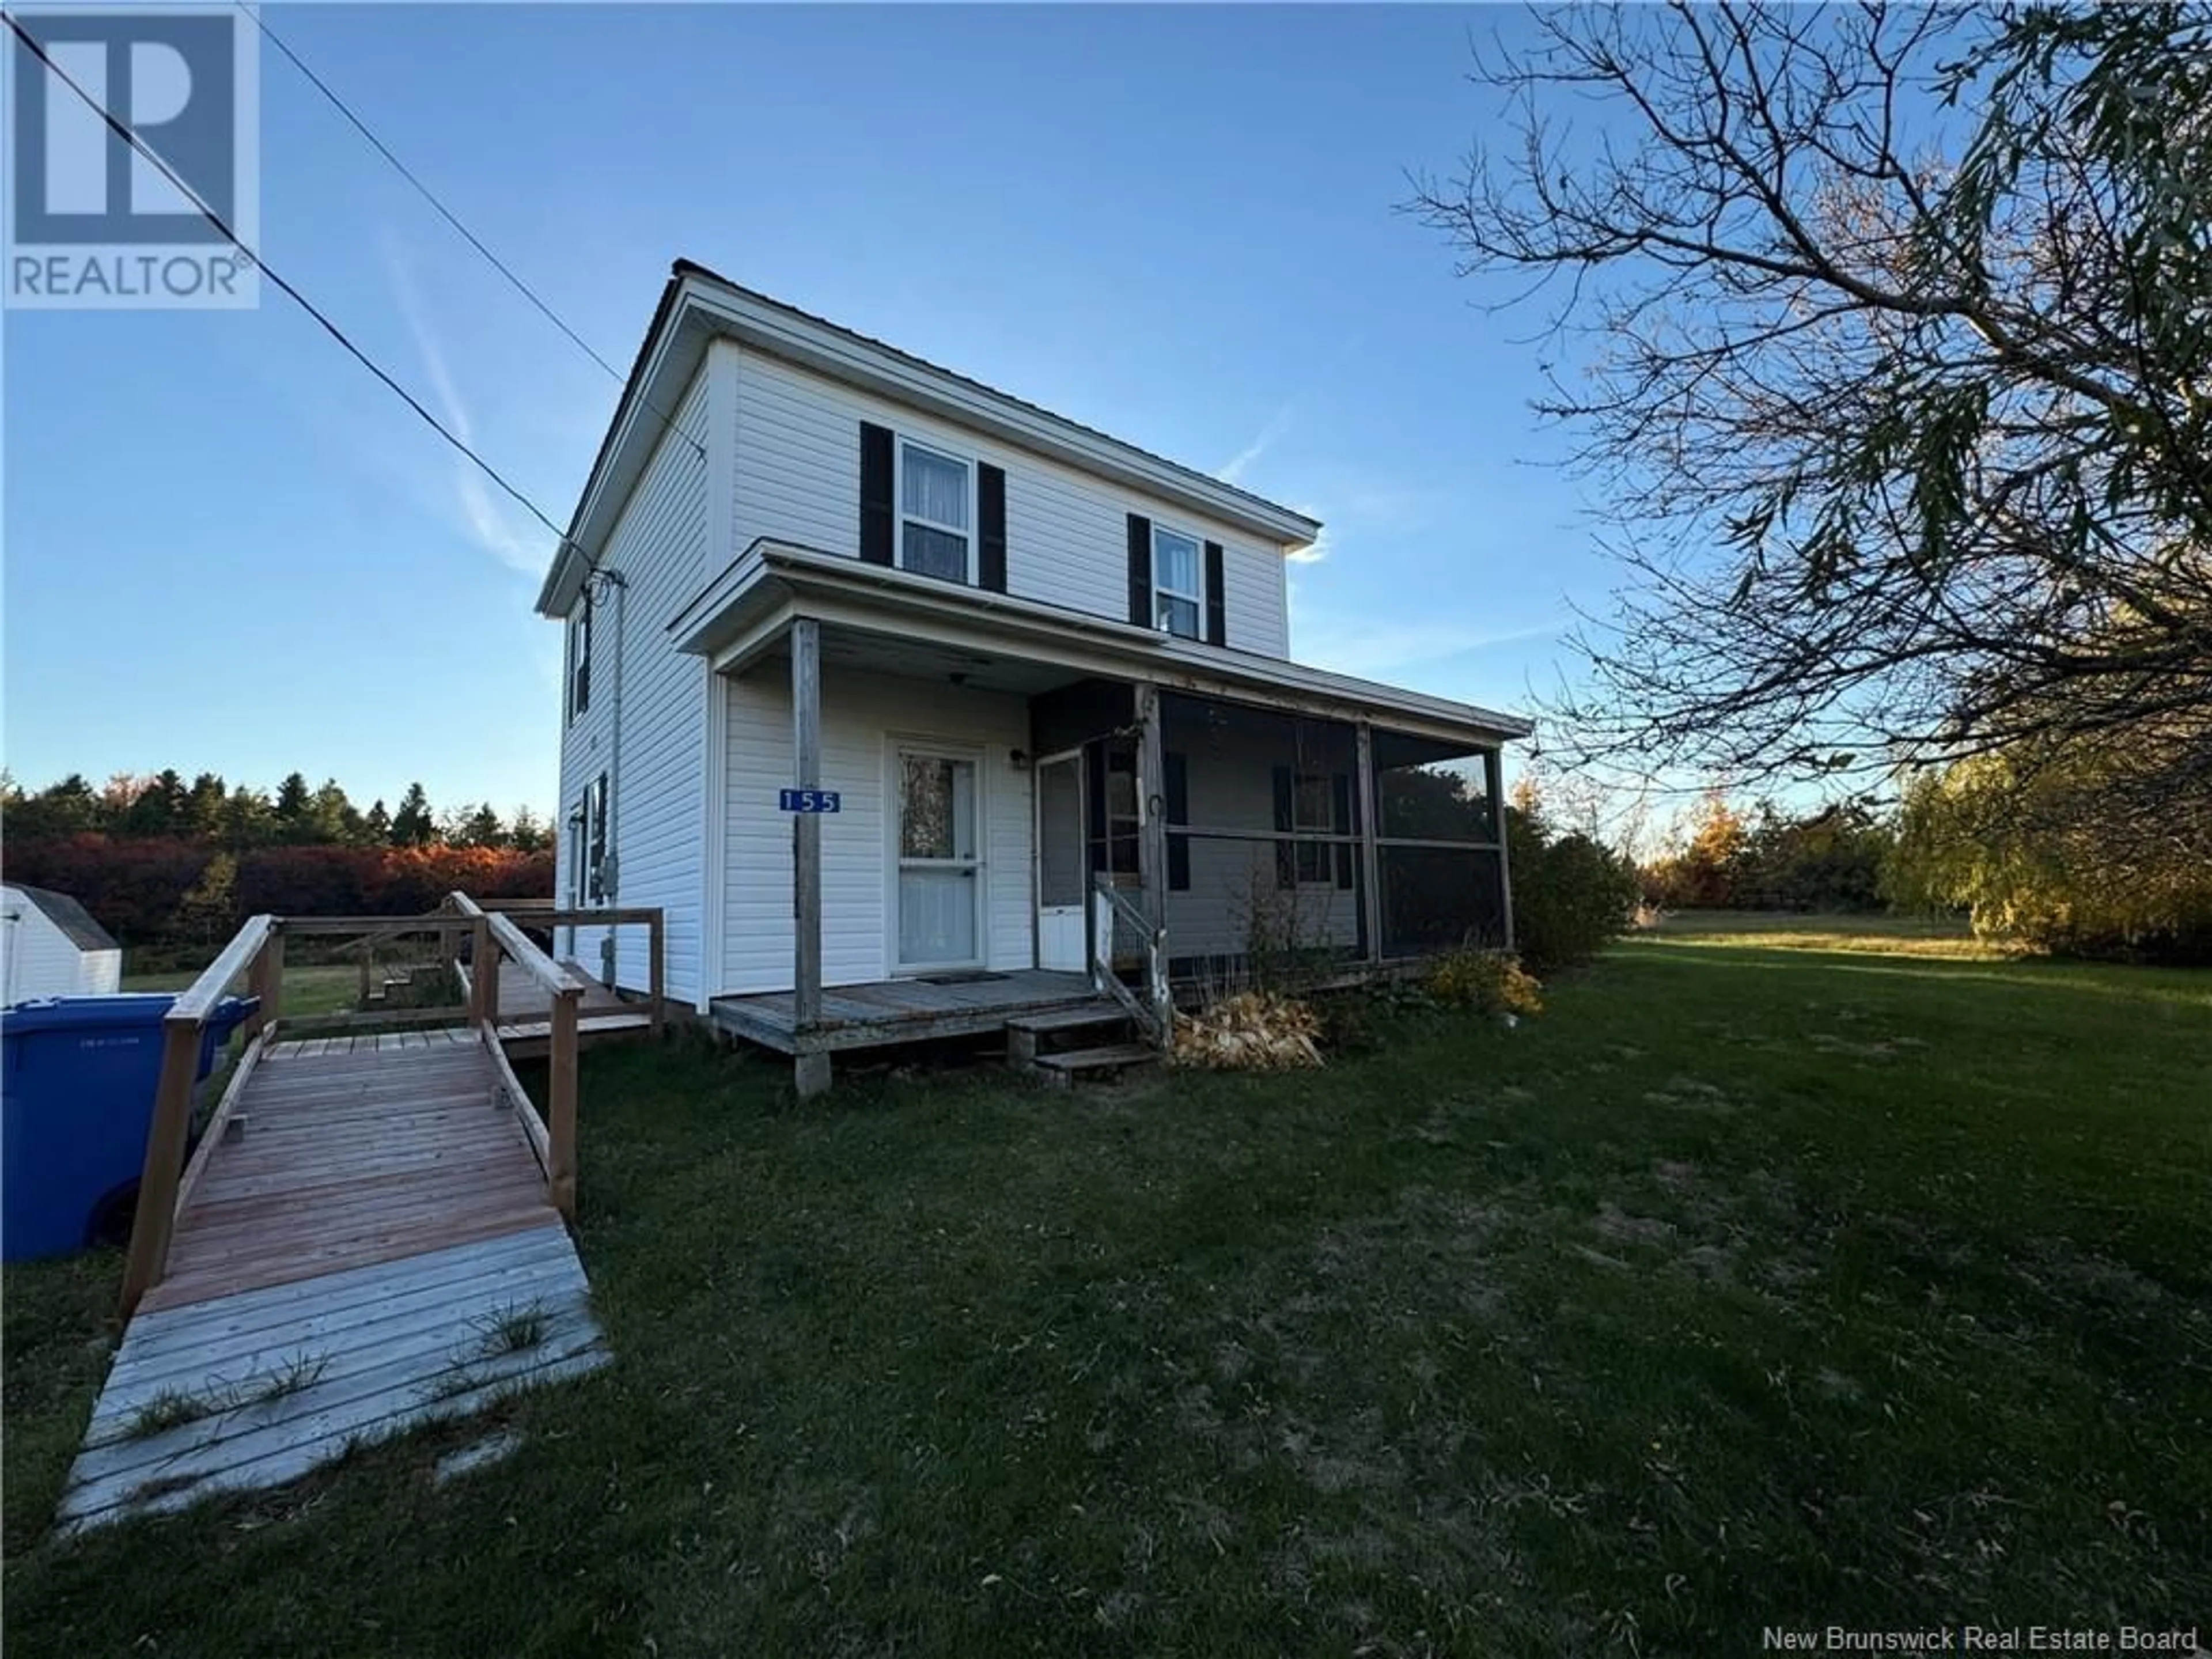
[6,922,2208,1653]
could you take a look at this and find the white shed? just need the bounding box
[2,884,123,1003]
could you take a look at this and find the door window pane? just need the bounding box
[899,756,976,860]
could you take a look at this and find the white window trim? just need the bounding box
[894,439,976,585]
[1151,523,1203,640]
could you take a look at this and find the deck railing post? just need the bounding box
[358,938,372,1005]
[245,935,274,1041]
[483,930,502,1029]
[262,928,285,1031]
[118,1018,204,1317]
[648,910,665,1037]
[548,988,579,1217]
[469,916,493,1025]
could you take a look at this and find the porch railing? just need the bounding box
[1090,873,1171,1050]
[448,892,583,1217]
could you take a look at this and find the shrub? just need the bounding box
[1424,948,1544,1017]
[1509,808,1637,973]
[1888,751,2212,963]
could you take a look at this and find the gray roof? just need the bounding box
[7,884,119,952]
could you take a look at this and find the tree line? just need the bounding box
[2,770,554,964]
[2,770,553,853]
[1637,788,2211,965]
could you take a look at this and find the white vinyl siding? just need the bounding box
[728,350,1293,657]
[553,365,714,1006]
[719,665,1033,994]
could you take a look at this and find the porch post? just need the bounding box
[1133,682,1171,1033]
[791,618,827,1094]
[1488,747,1515,954]
[1355,721,1382,965]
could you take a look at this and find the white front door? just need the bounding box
[1035,751,1086,972]
[895,747,983,971]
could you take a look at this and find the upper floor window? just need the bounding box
[1152,525,1202,639]
[569,600,592,721]
[899,441,971,583]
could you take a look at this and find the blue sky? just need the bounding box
[5,3,1605,819]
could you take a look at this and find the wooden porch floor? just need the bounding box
[61,1035,608,1532]
[711,969,1102,1054]
[464,959,655,1050]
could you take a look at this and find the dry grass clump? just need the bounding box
[1170,991,1324,1071]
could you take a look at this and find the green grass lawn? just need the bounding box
[122,963,362,1018]
[9,923,2209,1654]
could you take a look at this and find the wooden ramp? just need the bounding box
[63,1035,608,1532]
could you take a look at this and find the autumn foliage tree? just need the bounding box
[2,769,553,952]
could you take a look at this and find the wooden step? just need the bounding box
[1030,1043,1157,1089]
[1004,1005,1127,1035]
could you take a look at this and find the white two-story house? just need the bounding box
[541,261,1529,1092]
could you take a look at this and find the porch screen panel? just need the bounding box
[1037,757,1083,909]
[1158,692,1365,991]
[1379,846,1506,955]
[1370,732,1507,957]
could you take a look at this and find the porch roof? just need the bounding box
[669,541,1534,745]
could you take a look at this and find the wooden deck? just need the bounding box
[63,1035,608,1531]
[461,959,656,1052]
[711,969,1103,1054]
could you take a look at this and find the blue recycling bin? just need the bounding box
[1,993,259,1262]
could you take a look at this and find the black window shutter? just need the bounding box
[859,422,895,566]
[1165,752,1190,891]
[1272,764,1296,889]
[1204,542,1226,646]
[978,464,1007,592]
[1332,773,1354,889]
[1126,514,1152,626]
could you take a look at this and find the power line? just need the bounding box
[4,9,585,558]
[240,3,705,462]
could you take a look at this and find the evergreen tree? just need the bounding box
[509,805,551,854]
[364,798,392,843]
[309,778,354,844]
[272,771,315,843]
[123,768,187,838]
[13,774,103,837]
[222,785,275,850]
[180,772,228,842]
[172,852,238,946]
[457,803,506,848]
[391,782,435,847]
